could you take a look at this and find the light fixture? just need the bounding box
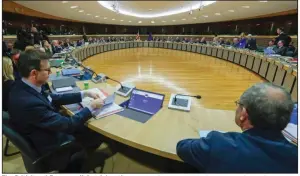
[87,14,91,15]
[228,10,234,12]
[259,1,267,2]
[62,1,68,3]
[138,21,142,23]
[242,6,250,8]
[151,21,155,23]
[149,9,152,11]
[98,1,216,18]
[128,21,132,22]
[162,21,166,22]
[78,10,84,12]
[103,17,107,19]
[193,17,197,19]
[203,15,208,17]
[70,6,78,9]
[172,20,176,22]
[112,18,115,20]
[182,18,186,20]
[120,20,124,21]
[215,13,221,15]
[95,16,99,17]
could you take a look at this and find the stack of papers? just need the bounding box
[56,86,73,93]
[282,123,297,144]
[81,88,123,119]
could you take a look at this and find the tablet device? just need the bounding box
[127,88,165,115]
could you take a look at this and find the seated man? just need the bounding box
[273,40,287,56]
[245,34,257,50]
[266,40,276,50]
[232,38,239,48]
[177,83,297,173]
[8,49,105,172]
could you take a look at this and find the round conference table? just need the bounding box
[62,41,297,161]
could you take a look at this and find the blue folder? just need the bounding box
[61,68,81,76]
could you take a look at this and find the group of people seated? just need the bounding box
[2,26,298,173]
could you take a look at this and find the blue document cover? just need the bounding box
[61,68,81,76]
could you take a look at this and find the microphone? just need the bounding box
[105,76,135,97]
[105,76,124,89]
[174,94,201,102]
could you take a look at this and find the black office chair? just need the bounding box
[3,112,106,173]
[3,111,20,157]
[2,113,77,172]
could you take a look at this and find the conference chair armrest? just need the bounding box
[32,140,74,165]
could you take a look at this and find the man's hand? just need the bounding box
[82,90,100,99]
[90,99,104,109]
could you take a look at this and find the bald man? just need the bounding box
[177,83,297,173]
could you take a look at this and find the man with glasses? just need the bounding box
[8,49,106,172]
[176,83,297,173]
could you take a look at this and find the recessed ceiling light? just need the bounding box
[112,18,115,20]
[128,21,132,22]
[78,10,84,12]
[203,15,208,17]
[149,9,152,11]
[172,20,176,22]
[182,18,186,20]
[87,14,91,15]
[215,13,221,15]
[193,17,197,19]
[62,1,68,3]
[259,1,267,2]
[162,21,166,22]
[228,10,234,12]
[242,6,250,8]
[95,16,99,17]
[138,21,142,23]
[120,20,124,21]
[70,6,78,9]
[151,21,155,23]
[103,17,107,19]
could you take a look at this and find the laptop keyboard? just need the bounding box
[172,98,188,107]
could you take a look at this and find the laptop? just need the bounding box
[127,89,165,115]
[118,89,165,123]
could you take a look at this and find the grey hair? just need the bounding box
[239,83,294,131]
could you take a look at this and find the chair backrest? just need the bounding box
[2,112,39,160]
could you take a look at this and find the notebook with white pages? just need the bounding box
[80,88,124,119]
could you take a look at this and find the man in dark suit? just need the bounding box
[177,83,297,173]
[8,49,106,172]
[274,27,291,47]
[245,34,257,50]
[273,40,287,56]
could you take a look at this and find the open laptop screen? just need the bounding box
[127,89,164,115]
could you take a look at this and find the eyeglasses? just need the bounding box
[38,67,51,73]
[234,100,244,107]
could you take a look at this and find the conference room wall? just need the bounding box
[3,11,297,36]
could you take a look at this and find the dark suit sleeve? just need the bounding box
[29,104,92,134]
[50,92,82,106]
[176,132,214,170]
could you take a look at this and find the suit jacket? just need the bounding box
[8,80,92,155]
[177,128,297,173]
[246,38,257,50]
[274,46,287,56]
[275,33,291,47]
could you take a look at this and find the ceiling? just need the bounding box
[15,1,297,26]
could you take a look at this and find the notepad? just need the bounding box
[55,86,73,93]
